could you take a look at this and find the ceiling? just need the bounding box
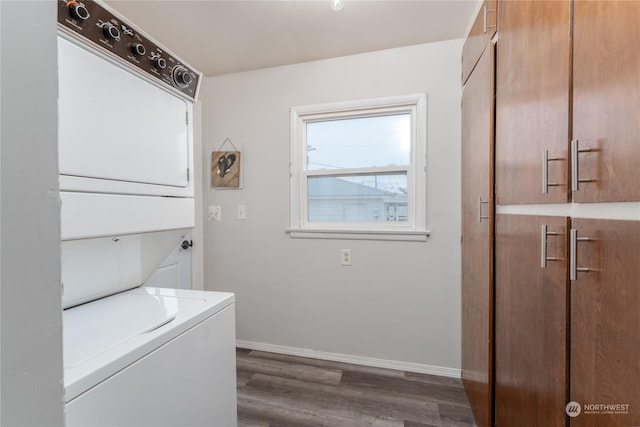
[106,0,479,77]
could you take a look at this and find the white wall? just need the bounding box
[204,39,463,373]
[0,1,64,425]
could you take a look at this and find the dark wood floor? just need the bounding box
[236,348,477,427]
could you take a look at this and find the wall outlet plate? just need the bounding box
[341,249,352,266]
[208,205,221,222]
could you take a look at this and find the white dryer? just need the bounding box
[57,1,237,425]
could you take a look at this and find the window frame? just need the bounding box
[288,93,429,241]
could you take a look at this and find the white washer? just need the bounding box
[64,287,237,427]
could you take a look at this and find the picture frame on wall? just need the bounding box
[211,138,241,188]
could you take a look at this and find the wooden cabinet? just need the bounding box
[495,215,640,426]
[495,0,571,205]
[495,214,568,427]
[496,0,640,205]
[570,219,640,426]
[572,1,640,202]
[461,0,497,85]
[464,1,640,426]
[461,44,494,427]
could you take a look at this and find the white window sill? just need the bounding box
[286,228,430,242]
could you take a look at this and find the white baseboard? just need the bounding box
[236,340,461,379]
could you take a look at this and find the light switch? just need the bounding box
[237,205,247,220]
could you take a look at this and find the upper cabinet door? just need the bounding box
[495,1,571,205]
[572,1,640,202]
[462,0,497,85]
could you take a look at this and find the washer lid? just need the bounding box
[64,292,203,368]
[63,287,235,402]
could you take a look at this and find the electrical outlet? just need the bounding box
[341,249,352,266]
[237,204,247,220]
[208,205,221,222]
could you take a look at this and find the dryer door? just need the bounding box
[58,36,189,190]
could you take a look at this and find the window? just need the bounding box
[289,94,428,241]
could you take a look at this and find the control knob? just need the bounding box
[67,1,90,21]
[153,56,167,70]
[172,66,193,88]
[130,43,146,56]
[102,22,120,40]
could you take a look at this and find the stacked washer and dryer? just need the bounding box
[57,1,237,425]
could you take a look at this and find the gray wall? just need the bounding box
[1,1,64,425]
[203,39,463,373]
[192,99,205,290]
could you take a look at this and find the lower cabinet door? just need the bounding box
[570,218,640,426]
[495,214,568,426]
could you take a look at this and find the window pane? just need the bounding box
[306,114,411,170]
[307,174,408,223]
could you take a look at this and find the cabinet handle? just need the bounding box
[478,196,489,223]
[483,6,497,34]
[541,224,562,268]
[571,139,596,192]
[542,150,563,194]
[570,228,598,280]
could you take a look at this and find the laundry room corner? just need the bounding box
[202,39,463,375]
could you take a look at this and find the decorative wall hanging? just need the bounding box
[212,138,241,188]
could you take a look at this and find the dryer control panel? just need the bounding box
[58,0,200,100]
